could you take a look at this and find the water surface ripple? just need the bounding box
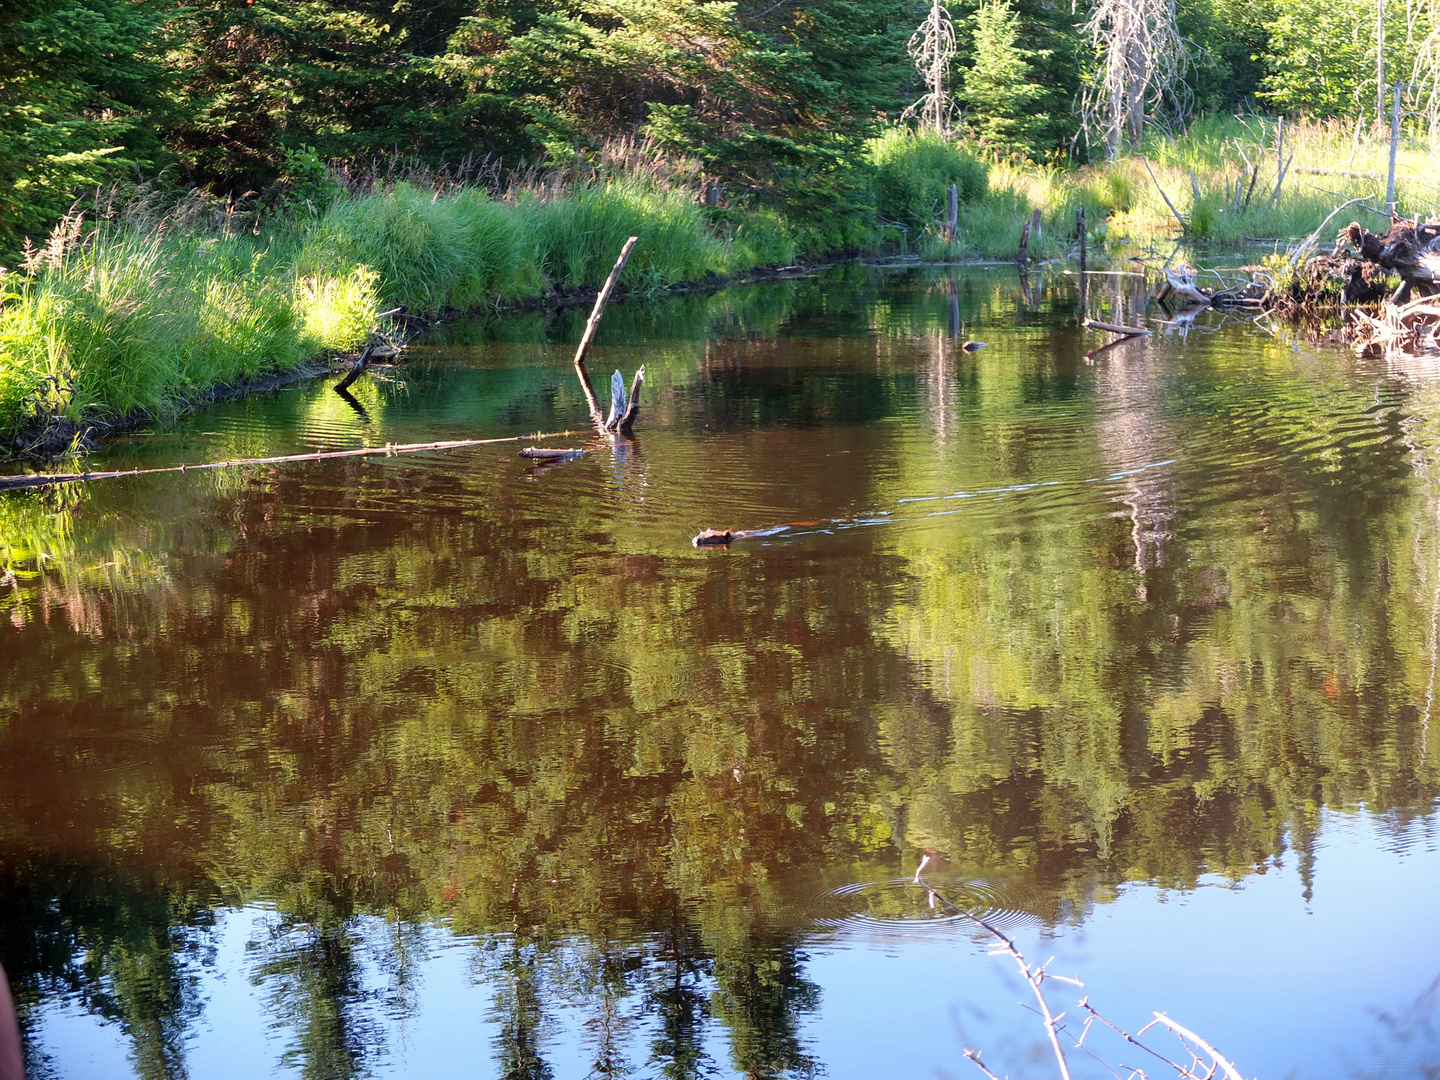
[2,267,1438,1080]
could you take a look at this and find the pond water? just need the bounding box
[2,266,1439,1080]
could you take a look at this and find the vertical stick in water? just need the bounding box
[573,236,639,370]
[1387,80,1404,215]
[1077,204,1087,274]
[946,184,958,245]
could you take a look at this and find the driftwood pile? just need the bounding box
[1322,217,1440,357]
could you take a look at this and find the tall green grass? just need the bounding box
[4,116,1433,449]
[299,184,540,310]
[0,211,378,443]
[0,174,798,446]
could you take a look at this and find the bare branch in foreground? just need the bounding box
[916,873,1251,1080]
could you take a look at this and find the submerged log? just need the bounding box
[518,447,587,461]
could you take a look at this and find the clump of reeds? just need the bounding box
[0,195,379,444]
[0,143,803,447]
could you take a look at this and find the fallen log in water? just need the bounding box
[335,307,408,393]
[1163,268,1210,307]
[1083,318,1150,337]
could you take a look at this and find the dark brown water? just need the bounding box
[3,266,1439,1080]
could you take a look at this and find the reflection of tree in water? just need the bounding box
[645,916,713,1080]
[1093,339,1177,578]
[708,929,820,1080]
[0,852,213,1080]
[252,915,380,1080]
[484,936,554,1080]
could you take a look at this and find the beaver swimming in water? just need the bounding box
[693,521,825,547]
[693,528,754,546]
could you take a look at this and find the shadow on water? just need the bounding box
[2,265,1440,1077]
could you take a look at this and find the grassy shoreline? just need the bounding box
[2,118,1436,460]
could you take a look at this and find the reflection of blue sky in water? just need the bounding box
[29,811,1440,1079]
[8,265,1440,1080]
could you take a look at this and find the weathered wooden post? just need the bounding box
[1077,205,1087,273]
[1387,81,1404,215]
[945,184,958,245]
[1014,208,1043,267]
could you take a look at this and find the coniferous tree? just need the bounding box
[0,0,170,253]
[962,0,1052,158]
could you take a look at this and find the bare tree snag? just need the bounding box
[572,237,640,433]
[903,0,959,133]
[573,236,638,370]
[1017,209,1041,262]
[1079,0,1195,157]
[617,366,645,433]
[1386,80,1404,213]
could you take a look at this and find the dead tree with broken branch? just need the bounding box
[1079,0,1197,159]
[902,0,960,136]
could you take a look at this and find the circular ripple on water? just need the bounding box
[797,877,1040,942]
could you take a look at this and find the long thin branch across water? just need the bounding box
[0,430,586,493]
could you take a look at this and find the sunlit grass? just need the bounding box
[940,117,1439,257]
[3,116,1434,445]
[0,215,382,441]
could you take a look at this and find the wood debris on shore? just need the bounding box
[1274,215,1440,357]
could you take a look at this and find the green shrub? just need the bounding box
[866,129,989,235]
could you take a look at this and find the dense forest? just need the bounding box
[3,0,1439,254]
